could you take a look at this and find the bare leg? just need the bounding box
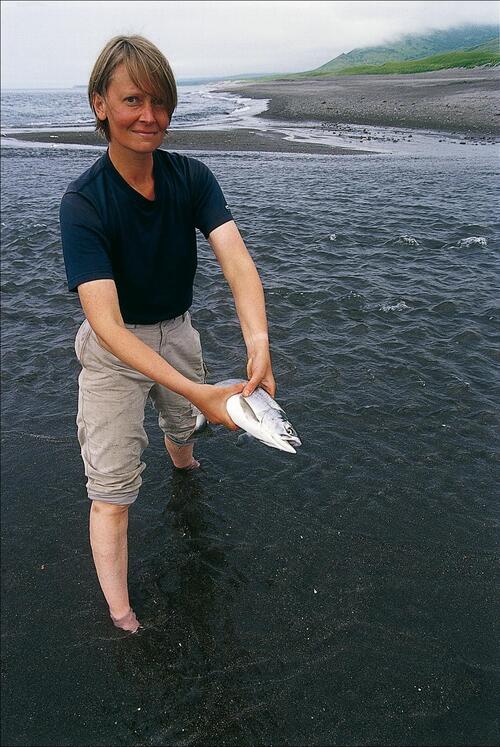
[89,501,140,632]
[164,436,200,470]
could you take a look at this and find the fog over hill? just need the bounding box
[313,24,499,73]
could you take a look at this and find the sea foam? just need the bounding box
[457,236,487,248]
[397,235,419,246]
[380,301,410,313]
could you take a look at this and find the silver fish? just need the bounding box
[216,378,302,453]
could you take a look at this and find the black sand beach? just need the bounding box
[222,68,500,136]
[1,127,368,154]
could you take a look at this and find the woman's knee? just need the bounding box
[90,500,130,517]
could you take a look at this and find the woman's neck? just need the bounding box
[107,143,154,189]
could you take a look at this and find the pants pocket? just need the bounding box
[75,320,91,364]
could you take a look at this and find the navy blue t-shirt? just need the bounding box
[59,149,233,323]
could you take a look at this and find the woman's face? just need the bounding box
[93,63,170,155]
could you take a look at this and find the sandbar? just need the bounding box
[221,68,500,136]
[1,127,370,155]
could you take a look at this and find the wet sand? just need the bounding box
[221,68,500,136]
[1,128,369,155]
[2,431,498,746]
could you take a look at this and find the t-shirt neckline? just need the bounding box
[104,149,161,206]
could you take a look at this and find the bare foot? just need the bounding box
[110,608,141,633]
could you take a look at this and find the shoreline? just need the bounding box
[220,68,500,137]
[3,68,498,153]
[0,128,371,155]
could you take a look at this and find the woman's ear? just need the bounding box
[93,93,107,121]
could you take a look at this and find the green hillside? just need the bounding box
[331,47,500,76]
[468,37,500,53]
[249,44,499,84]
[314,24,498,73]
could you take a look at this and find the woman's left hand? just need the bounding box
[243,345,276,398]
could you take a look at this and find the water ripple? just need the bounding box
[1,146,498,744]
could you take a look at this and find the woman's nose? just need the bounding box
[139,100,155,122]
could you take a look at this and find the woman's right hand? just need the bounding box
[189,382,245,430]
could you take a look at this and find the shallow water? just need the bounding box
[1,141,499,745]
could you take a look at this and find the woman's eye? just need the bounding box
[152,99,165,107]
[125,96,139,104]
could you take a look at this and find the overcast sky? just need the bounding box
[1,0,498,88]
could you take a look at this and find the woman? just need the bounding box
[60,35,275,633]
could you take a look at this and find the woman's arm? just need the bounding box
[77,278,242,428]
[208,220,276,398]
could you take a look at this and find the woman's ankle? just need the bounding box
[110,607,140,633]
[164,436,198,468]
[109,604,132,620]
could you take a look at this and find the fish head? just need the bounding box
[260,409,302,453]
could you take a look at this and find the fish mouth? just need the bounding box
[284,436,302,453]
[266,432,302,454]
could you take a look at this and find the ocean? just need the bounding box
[1,87,499,746]
[0,81,267,132]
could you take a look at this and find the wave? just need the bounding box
[380,301,410,313]
[457,236,488,248]
[396,235,420,246]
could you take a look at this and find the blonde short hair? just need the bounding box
[88,35,177,140]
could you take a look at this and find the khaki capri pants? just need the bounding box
[75,312,207,505]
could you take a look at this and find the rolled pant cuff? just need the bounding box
[88,490,138,506]
[163,413,207,446]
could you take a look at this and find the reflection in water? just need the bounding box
[113,470,272,745]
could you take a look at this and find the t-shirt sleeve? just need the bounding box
[59,191,114,292]
[190,159,234,239]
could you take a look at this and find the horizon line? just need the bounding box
[1,72,283,91]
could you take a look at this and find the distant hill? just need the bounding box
[331,45,499,77]
[313,24,498,74]
[468,37,500,54]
